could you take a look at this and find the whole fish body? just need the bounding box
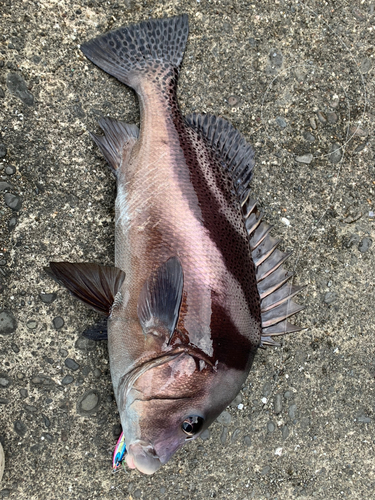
[47,14,303,475]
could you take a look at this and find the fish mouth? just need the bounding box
[125,440,162,475]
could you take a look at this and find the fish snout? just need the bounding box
[125,441,161,475]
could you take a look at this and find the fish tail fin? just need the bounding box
[80,14,189,88]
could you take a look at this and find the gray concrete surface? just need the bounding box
[0,0,374,498]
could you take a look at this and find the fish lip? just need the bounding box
[126,440,162,475]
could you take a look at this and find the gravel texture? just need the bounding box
[0,1,374,499]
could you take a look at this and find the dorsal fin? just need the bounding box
[45,262,125,315]
[137,257,184,343]
[90,117,139,174]
[185,113,304,348]
[185,113,255,205]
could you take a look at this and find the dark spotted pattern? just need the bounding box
[81,15,189,86]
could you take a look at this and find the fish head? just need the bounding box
[118,351,244,475]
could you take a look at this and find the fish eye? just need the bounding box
[181,416,204,437]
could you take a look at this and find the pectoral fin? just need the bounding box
[45,262,125,315]
[82,317,108,341]
[137,257,183,343]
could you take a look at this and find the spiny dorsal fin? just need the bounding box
[137,257,183,343]
[185,113,255,204]
[45,262,125,315]
[91,117,139,173]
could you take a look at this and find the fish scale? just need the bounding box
[46,14,304,475]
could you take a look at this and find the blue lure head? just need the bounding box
[112,431,127,470]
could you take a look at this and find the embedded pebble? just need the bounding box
[328,143,342,164]
[284,391,292,401]
[26,320,38,330]
[5,165,16,175]
[231,428,241,443]
[327,112,338,124]
[0,311,17,335]
[6,72,34,105]
[324,292,337,304]
[261,466,271,475]
[19,389,28,398]
[276,116,287,128]
[0,376,11,388]
[220,426,229,445]
[24,404,37,413]
[0,144,7,158]
[282,425,289,440]
[358,237,372,253]
[53,317,64,329]
[267,421,276,433]
[75,336,96,351]
[269,49,283,68]
[8,217,17,231]
[65,358,80,371]
[93,368,102,378]
[62,375,74,385]
[243,435,251,446]
[77,389,100,415]
[39,293,57,304]
[303,131,315,142]
[4,193,22,211]
[357,415,371,423]
[200,429,210,441]
[274,393,282,414]
[227,95,240,106]
[317,111,326,123]
[360,57,372,73]
[262,381,272,397]
[217,410,232,425]
[14,420,27,437]
[0,182,12,191]
[296,153,313,164]
[309,117,317,129]
[288,404,297,419]
[230,393,242,407]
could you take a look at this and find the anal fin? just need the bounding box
[91,117,139,174]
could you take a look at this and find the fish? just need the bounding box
[46,14,304,475]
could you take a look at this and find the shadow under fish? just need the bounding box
[45,14,304,475]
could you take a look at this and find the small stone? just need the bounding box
[288,404,297,420]
[4,193,22,211]
[231,428,241,443]
[358,237,372,253]
[112,424,122,440]
[0,144,6,158]
[59,349,68,357]
[24,404,37,413]
[357,415,371,423]
[230,393,242,407]
[31,377,43,385]
[93,368,101,379]
[77,389,100,415]
[328,143,342,164]
[243,435,251,446]
[0,87,4,98]
[276,116,287,129]
[360,58,372,73]
[19,389,28,398]
[228,95,240,106]
[344,234,360,248]
[200,429,210,441]
[261,466,271,475]
[5,165,16,175]
[65,358,80,371]
[269,49,283,68]
[39,293,57,304]
[267,421,276,433]
[274,394,282,414]
[309,117,317,129]
[43,415,51,428]
[26,320,38,330]
[0,311,17,335]
[11,343,19,353]
[0,398,9,405]
[354,141,367,154]
[317,111,326,124]
[62,375,74,385]
[14,420,27,437]
[0,376,11,389]
[0,182,12,191]
[296,153,313,164]
[327,112,338,124]
[303,131,315,142]
[282,425,289,440]
[220,426,228,445]
[52,317,64,329]
[134,489,142,499]
[324,292,337,304]
[216,410,231,425]
[8,218,17,231]
[262,381,272,397]
[75,336,96,351]
[6,72,34,106]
